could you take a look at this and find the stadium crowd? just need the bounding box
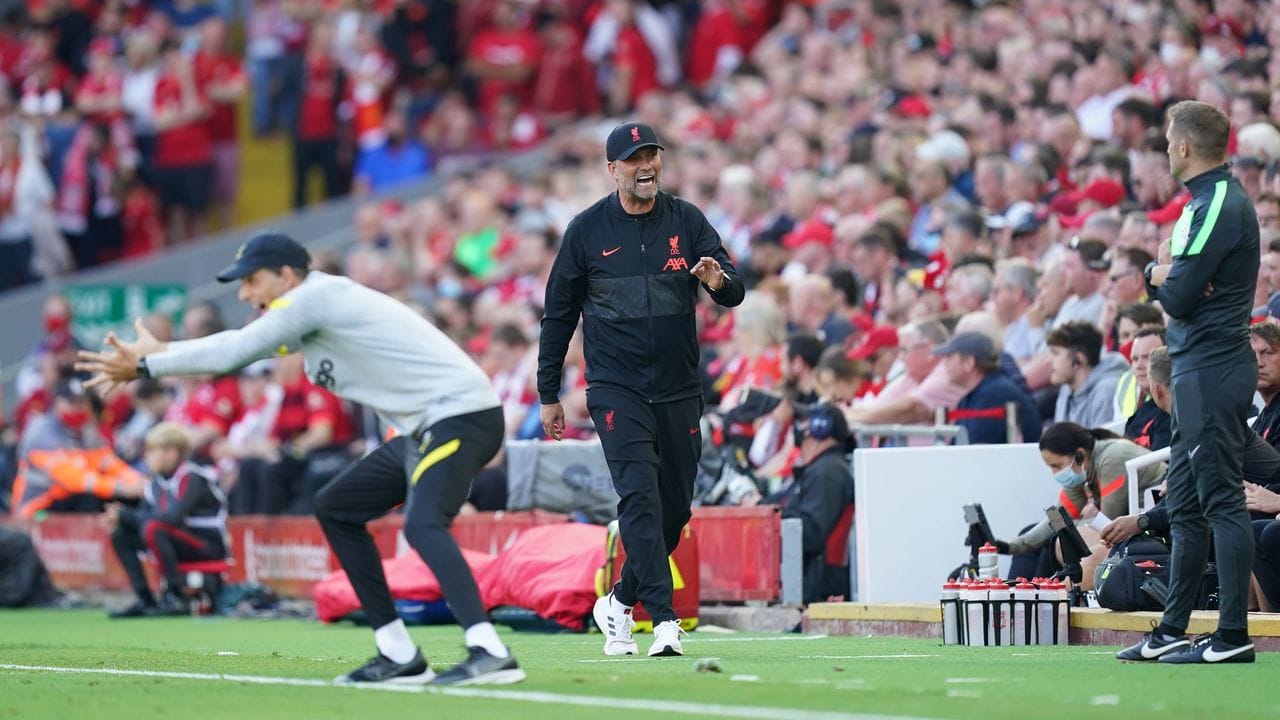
[8,0,1280,607]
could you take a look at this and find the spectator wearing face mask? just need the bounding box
[11,380,144,518]
[996,421,1164,584]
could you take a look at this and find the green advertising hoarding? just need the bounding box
[65,284,187,349]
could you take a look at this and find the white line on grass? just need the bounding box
[800,654,939,660]
[570,632,829,645]
[0,663,945,720]
[692,635,830,643]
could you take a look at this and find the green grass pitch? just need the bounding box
[1,610,1276,720]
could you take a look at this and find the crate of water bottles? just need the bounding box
[939,544,1070,646]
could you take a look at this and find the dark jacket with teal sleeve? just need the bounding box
[1153,165,1258,373]
[538,191,745,404]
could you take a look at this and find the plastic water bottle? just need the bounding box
[977,543,999,579]
[986,580,1012,646]
[941,580,963,645]
[962,580,986,646]
[1011,580,1037,646]
[1051,580,1070,646]
[1035,578,1056,646]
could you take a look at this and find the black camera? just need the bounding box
[963,502,994,547]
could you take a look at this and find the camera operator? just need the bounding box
[779,403,854,604]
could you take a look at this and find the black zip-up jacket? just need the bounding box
[780,446,854,604]
[538,191,745,404]
[1153,165,1259,373]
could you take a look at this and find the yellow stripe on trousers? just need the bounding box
[410,439,461,485]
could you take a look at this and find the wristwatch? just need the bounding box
[1136,512,1150,532]
[136,356,151,379]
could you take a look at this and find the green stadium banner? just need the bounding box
[65,284,187,349]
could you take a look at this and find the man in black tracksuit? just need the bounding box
[538,122,744,658]
[1121,101,1260,664]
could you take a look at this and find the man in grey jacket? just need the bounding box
[78,231,523,686]
[1046,320,1129,427]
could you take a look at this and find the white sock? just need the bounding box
[464,622,509,658]
[611,592,633,611]
[374,619,418,665]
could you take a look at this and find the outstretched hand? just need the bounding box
[75,318,167,397]
[540,402,566,441]
[690,256,727,291]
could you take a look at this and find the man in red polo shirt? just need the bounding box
[607,0,659,114]
[293,20,341,209]
[153,40,211,244]
[466,0,540,119]
[194,17,246,232]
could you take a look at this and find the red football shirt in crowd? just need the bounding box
[153,74,212,168]
[686,6,742,88]
[193,51,245,143]
[298,54,339,141]
[75,72,123,123]
[614,25,658,107]
[468,26,541,116]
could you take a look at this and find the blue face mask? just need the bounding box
[1054,464,1086,489]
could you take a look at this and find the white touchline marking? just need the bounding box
[944,678,998,684]
[1090,696,1120,706]
[565,635,828,647]
[0,663,416,692]
[577,658,653,663]
[945,689,982,699]
[0,663,947,720]
[1011,651,1114,657]
[688,635,830,643]
[798,650,942,655]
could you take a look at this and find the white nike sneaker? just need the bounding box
[648,619,684,657]
[593,593,638,656]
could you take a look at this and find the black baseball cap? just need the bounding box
[606,122,665,162]
[932,331,998,364]
[217,231,311,282]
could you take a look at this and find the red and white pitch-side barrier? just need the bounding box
[2,506,782,602]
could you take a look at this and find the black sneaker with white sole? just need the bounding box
[1159,633,1256,664]
[430,647,526,686]
[1116,630,1191,661]
[334,650,434,684]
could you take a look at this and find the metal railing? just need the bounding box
[851,422,969,447]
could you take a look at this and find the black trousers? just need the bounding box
[588,387,701,623]
[1162,355,1256,634]
[314,407,503,629]
[111,512,225,601]
[292,137,339,209]
[1253,519,1280,609]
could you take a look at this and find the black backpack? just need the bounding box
[1094,536,1171,611]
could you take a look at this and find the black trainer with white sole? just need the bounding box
[430,647,526,686]
[1159,633,1256,664]
[334,650,434,684]
[1116,630,1191,662]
